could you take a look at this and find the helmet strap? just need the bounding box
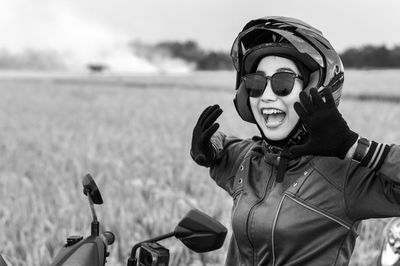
[264,123,308,183]
[276,147,291,183]
[256,121,308,150]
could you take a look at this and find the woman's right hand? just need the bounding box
[190,104,223,167]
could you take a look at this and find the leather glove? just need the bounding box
[191,104,223,167]
[289,88,358,159]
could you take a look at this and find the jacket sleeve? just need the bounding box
[345,145,400,221]
[208,131,254,196]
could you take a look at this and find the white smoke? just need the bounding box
[0,0,193,73]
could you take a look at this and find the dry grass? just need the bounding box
[0,70,399,265]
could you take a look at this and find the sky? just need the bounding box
[1,0,400,72]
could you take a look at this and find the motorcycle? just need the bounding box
[50,174,115,266]
[50,174,227,266]
[126,208,227,266]
[0,255,8,266]
[378,218,400,266]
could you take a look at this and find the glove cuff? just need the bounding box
[338,131,358,159]
[190,142,215,167]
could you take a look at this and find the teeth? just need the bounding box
[261,108,284,115]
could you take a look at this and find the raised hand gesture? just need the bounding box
[289,88,358,159]
[191,105,223,167]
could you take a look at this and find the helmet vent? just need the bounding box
[271,33,286,43]
[315,38,331,50]
[334,65,340,74]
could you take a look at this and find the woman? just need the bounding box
[190,17,400,266]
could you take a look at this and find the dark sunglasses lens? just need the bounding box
[244,74,267,97]
[271,72,296,96]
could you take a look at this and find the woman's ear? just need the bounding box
[302,70,321,95]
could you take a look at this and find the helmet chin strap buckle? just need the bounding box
[288,124,308,146]
[262,140,283,154]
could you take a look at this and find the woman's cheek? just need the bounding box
[287,103,299,126]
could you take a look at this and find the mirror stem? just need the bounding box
[86,189,99,236]
[86,189,98,222]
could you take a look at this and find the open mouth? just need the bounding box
[261,108,286,128]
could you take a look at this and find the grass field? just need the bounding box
[1,69,400,265]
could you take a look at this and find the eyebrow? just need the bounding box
[256,67,297,75]
[276,67,296,73]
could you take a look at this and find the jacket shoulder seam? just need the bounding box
[309,158,344,192]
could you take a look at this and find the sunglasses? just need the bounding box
[242,72,303,97]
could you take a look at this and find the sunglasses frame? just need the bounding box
[242,72,303,98]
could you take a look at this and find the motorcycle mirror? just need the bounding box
[82,174,103,205]
[174,209,227,253]
[0,255,8,266]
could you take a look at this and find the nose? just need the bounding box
[260,81,277,102]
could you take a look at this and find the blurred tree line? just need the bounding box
[340,45,400,68]
[130,40,233,71]
[153,41,233,70]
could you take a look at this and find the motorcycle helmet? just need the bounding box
[232,16,344,124]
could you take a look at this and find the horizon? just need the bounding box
[2,0,400,72]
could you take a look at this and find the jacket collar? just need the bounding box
[257,139,313,171]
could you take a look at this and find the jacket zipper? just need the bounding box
[271,194,352,266]
[271,195,285,266]
[285,194,351,230]
[232,188,243,200]
[246,168,275,265]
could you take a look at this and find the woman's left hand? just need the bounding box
[289,88,358,159]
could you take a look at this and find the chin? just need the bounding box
[262,127,291,141]
[264,132,289,141]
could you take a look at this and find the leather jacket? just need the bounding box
[209,132,400,266]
